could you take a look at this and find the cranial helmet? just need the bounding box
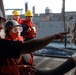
[13,10,21,16]
[25,10,34,16]
[5,20,20,32]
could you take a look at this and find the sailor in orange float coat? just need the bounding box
[4,20,35,75]
[20,10,38,68]
[12,10,23,24]
[21,10,38,41]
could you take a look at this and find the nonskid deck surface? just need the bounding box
[34,55,67,70]
[33,55,75,75]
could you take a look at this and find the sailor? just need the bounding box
[21,10,38,67]
[0,8,76,75]
[4,20,35,75]
[0,9,6,38]
[21,10,38,41]
[12,10,23,24]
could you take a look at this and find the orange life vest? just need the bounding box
[0,59,20,75]
[0,36,21,75]
[5,36,35,75]
[21,20,38,39]
[13,17,23,24]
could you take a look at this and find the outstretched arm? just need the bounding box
[0,32,68,55]
[21,32,69,54]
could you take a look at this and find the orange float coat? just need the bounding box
[13,18,23,24]
[21,19,38,39]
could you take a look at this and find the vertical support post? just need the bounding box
[62,0,67,48]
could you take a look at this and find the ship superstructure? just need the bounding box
[5,2,76,42]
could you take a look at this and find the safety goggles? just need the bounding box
[11,26,23,33]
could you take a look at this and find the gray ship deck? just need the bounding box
[34,55,75,75]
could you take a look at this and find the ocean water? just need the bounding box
[34,42,76,57]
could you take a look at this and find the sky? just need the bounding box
[3,0,76,15]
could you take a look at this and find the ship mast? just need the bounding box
[62,0,67,48]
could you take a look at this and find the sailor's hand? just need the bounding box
[54,32,69,41]
[27,27,31,32]
[18,65,36,75]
